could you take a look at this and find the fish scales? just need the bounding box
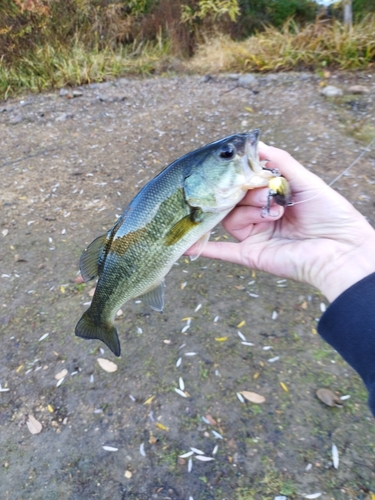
[76,130,287,356]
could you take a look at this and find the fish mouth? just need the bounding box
[245,129,262,174]
[232,129,263,188]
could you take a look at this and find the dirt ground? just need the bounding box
[1,71,375,500]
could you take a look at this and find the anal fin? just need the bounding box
[138,281,165,312]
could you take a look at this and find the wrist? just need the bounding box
[316,238,375,302]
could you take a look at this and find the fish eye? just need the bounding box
[219,144,236,159]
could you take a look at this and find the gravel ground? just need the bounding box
[1,71,375,500]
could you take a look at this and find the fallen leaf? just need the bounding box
[280,382,289,393]
[143,395,155,405]
[237,320,245,328]
[55,369,68,380]
[240,391,266,404]
[316,388,342,407]
[215,337,227,342]
[205,414,217,426]
[155,422,169,431]
[97,358,118,373]
[27,415,43,434]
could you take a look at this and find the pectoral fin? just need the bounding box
[164,212,201,246]
[80,234,107,282]
[189,231,211,261]
[138,281,165,312]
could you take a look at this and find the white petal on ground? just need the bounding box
[188,458,193,472]
[332,443,339,469]
[190,447,204,455]
[194,304,202,312]
[212,430,223,439]
[237,392,245,403]
[241,342,254,346]
[97,358,118,373]
[174,388,188,398]
[304,494,322,499]
[271,310,278,320]
[268,356,280,363]
[237,331,246,341]
[179,451,194,458]
[102,446,118,451]
[176,357,182,367]
[140,442,146,457]
[179,377,185,391]
[56,377,65,387]
[195,456,214,461]
[26,415,42,434]
[38,333,49,341]
[212,445,218,455]
[184,352,197,356]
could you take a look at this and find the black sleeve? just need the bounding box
[318,272,375,417]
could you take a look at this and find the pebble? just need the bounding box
[9,114,24,125]
[320,85,343,97]
[238,73,258,89]
[348,84,370,94]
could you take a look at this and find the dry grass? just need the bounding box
[188,16,375,73]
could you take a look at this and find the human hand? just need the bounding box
[187,142,375,302]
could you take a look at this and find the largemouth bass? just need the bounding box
[75,130,286,356]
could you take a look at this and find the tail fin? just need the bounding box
[75,310,121,357]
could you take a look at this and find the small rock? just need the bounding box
[238,73,258,89]
[348,85,370,94]
[299,73,311,81]
[226,73,240,80]
[97,81,112,90]
[20,99,34,107]
[9,114,24,125]
[72,89,83,97]
[124,470,132,479]
[59,88,73,98]
[117,78,130,86]
[55,113,74,122]
[201,74,213,83]
[320,85,343,97]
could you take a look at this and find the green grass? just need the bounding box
[0,36,172,99]
[1,16,375,100]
